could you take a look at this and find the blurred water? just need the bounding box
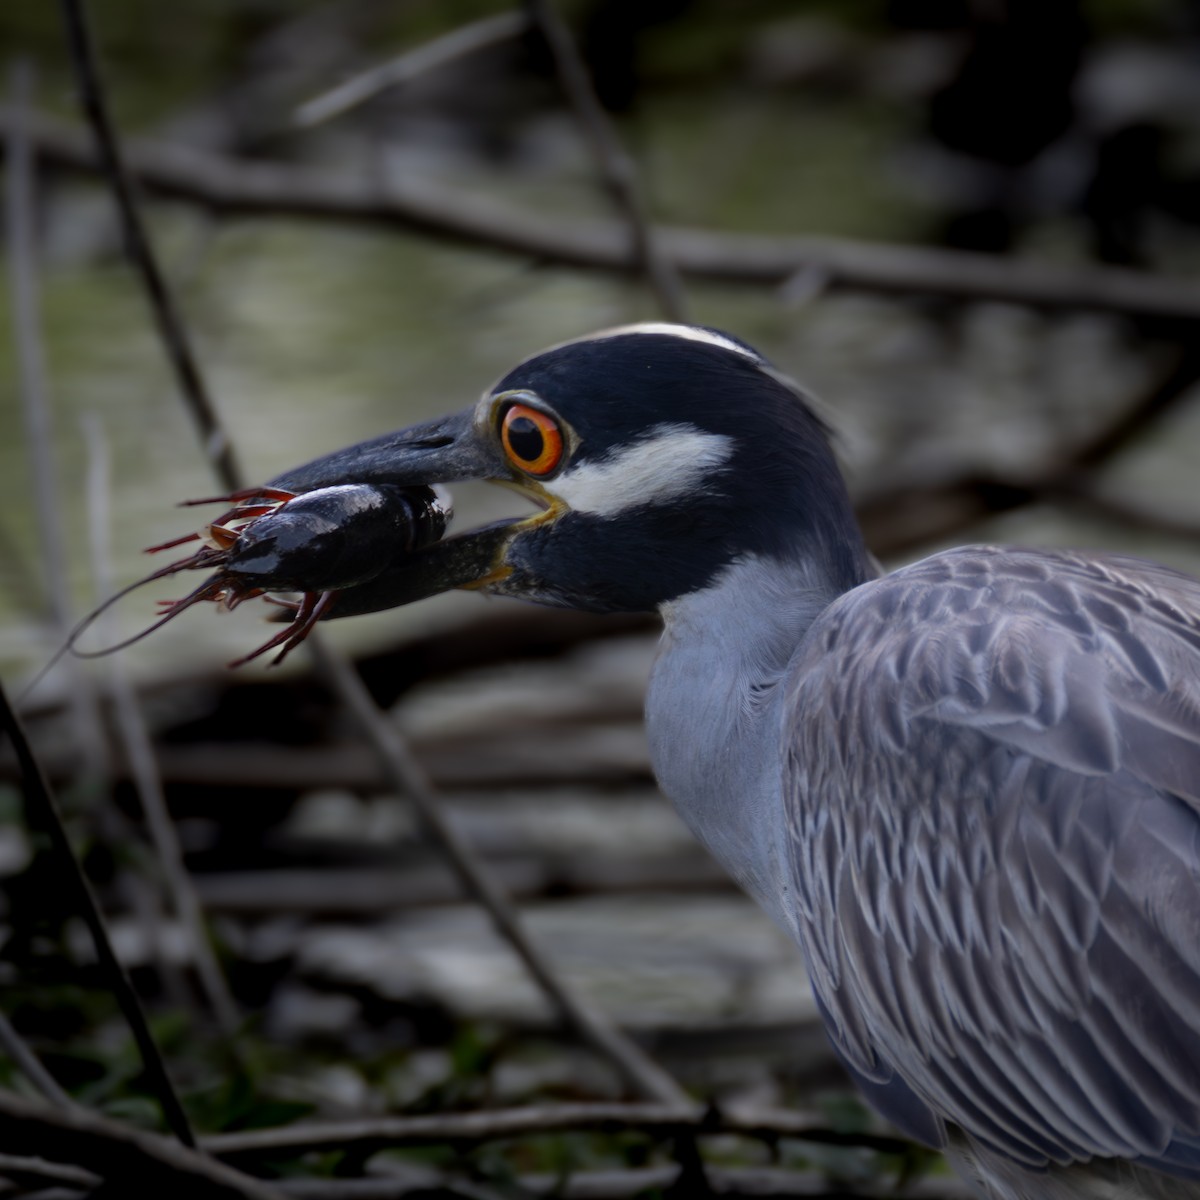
[0,213,631,686]
[2,103,1198,694]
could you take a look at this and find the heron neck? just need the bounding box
[647,551,861,933]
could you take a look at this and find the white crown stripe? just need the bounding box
[540,323,761,362]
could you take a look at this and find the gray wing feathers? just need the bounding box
[902,552,1200,800]
[784,547,1200,1173]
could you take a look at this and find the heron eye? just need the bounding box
[501,404,564,477]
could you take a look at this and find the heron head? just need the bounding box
[272,324,866,616]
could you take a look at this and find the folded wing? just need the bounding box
[783,546,1200,1176]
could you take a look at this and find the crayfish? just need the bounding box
[72,482,450,667]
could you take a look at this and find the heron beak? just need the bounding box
[265,408,534,616]
[269,407,492,493]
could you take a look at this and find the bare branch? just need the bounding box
[10,50,205,1136]
[57,0,242,493]
[0,729,652,793]
[0,1011,75,1110]
[7,64,69,638]
[10,104,1200,323]
[82,415,246,1053]
[191,855,732,915]
[295,11,531,128]
[1070,344,1200,470]
[57,0,689,1110]
[205,1099,910,1160]
[0,1151,98,1191]
[166,721,646,788]
[8,58,205,1087]
[80,413,196,1009]
[0,1089,287,1200]
[528,0,687,322]
[305,637,692,1107]
[6,61,108,774]
[1054,483,1200,543]
[0,683,195,1146]
[858,343,1200,557]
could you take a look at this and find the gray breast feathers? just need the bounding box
[782,545,1200,1183]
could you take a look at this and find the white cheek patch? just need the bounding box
[553,424,735,517]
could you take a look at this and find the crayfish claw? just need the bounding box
[226,589,336,669]
[67,480,447,670]
[223,587,266,612]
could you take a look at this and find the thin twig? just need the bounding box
[10,52,197,1015]
[8,48,191,1022]
[0,730,653,792]
[857,343,1200,557]
[0,685,195,1146]
[306,636,691,1106]
[57,0,242,493]
[13,105,1200,323]
[82,415,247,1054]
[205,1099,909,1160]
[58,0,689,1109]
[1071,343,1200,470]
[7,50,195,1145]
[7,63,70,638]
[162,0,390,153]
[190,854,733,915]
[121,720,648,787]
[527,0,686,322]
[295,10,531,128]
[5,60,107,772]
[1053,482,1200,542]
[0,1012,75,1111]
[0,1151,98,1191]
[0,1089,286,1200]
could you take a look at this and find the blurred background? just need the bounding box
[1,0,1199,1195]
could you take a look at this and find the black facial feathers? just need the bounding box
[488,330,873,613]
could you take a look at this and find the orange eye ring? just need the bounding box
[500,403,565,477]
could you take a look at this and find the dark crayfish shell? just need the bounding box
[60,482,452,670]
[222,483,450,593]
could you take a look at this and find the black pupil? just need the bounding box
[507,414,545,463]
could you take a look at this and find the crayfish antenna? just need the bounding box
[20,491,299,702]
[145,531,202,553]
[57,547,227,663]
[70,574,230,660]
[18,556,227,704]
[179,486,296,508]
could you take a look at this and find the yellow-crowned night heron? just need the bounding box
[271,324,1200,1200]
